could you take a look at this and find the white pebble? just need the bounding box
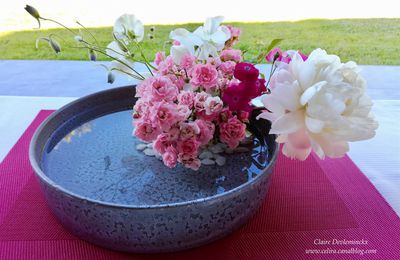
[209,143,224,154]
[146,143,153,148]
[199,150,213,159]
[136,143,147,151]
[144,148,156,156]
[215,155,226,166]
[201,158,215,165]
[225,148,234,154]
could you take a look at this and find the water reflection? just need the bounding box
[54,122,93,150]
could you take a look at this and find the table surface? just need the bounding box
[0,60,399,217]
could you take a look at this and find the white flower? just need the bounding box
[169,16,230,60]
[258,49,378,160]
[106,41,128,60]
[193,16,231,54]
[170,45,191,65]
[113,14,144,43]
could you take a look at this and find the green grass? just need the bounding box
[1,18,399,65]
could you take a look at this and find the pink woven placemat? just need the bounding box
[0,110,399,259]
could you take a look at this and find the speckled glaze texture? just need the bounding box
[29,86,279,253]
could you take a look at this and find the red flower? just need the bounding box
[222,82,252,112]
[233,62,259,82]
[245,78,266,98]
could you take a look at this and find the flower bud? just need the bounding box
[88,49,96,61]
[49,37,61,53]
[24,5,41,28]
[74,35,83,42]
[107,71,115,84]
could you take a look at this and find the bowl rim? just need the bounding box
[29,85,280,210]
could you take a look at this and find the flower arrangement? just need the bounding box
[25,5,379,170]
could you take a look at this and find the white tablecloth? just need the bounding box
[0,61,399,216]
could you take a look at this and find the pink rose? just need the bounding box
[149,76,179,102]
[194,91,210,112]
[177,91,195,109]
[207,57,222,67]
[227,25,241,38]
[219,116,246,149]
[167,126,180,141]
[133,99,152,119]
[195,119,215,145]
[178,154,201,171]
[154,51,166,66]
[190,64,218,91]
[179,122,200,140]
[167,74,185,90]
[177,104,192,121]
[136,77,153,98]
[151,101,179,131]
[158,56,175,75]
[180,54,196,70]
[177,138,200,156]
[219,61,236,77]
[153,133,173,154]
[162,146,178,168]
[204,96,223,116]
[133,119,161,142]
[220,49,242,63]
[238,111,250,122]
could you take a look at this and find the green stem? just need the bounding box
[41,17,78,36]
[76,20,100,46]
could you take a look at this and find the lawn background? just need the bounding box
[0,18,399,65]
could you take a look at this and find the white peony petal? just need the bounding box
[287,129,311,149]
[282,142,312,161]
[256,111,276,122]
[270,110,304,135]
[261,94,285,116]
[300,81,327,106]
[305,116,325,133]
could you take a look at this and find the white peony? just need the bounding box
[113,14,144,43]
[169,16,230,61]
[258,49,378,160]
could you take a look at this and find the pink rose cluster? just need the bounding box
[133,25,263,170]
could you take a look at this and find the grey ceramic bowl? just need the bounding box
[29,86,279,253]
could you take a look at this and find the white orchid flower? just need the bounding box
[106,41,128,60]
[193,16,231,49]
[113,14,144,43]
[169,16,231,60]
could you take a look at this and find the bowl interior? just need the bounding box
[31,86,277,207]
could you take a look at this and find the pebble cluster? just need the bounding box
[136,138,252,167]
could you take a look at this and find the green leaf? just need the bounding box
[255,38,284,64]
[259,72,266,79]
[266,38,283,53]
